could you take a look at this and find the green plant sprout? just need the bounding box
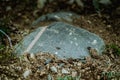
[57,76,80,80]
[108,44,120,55]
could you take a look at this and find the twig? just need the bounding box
[0,29,13,48]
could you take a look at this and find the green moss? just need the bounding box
[102,71,120,80]
[107,44,120,55]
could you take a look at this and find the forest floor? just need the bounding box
[0,1,120,80]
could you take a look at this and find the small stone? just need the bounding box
[50,66,57,73]
[23,69,32,78]
[99,30,103,32]
[40,71,46,76]
[107,25,111,28]
[6,66,9,69]
[4,77,9,80]
[62,68,70,74]
[81,69,85,73]
[58,63,64,68]
[17,78,22,80]
[72,71,78,77]
[16,66,22,71]
[87,20,92,24]
[23,53,30,62]
[6,6,12,11]
[77,62,82,66]
[47,74,54,80]
[46,64,50,70]
[37,66,44,71]
[97,75,100,80]
[45,59,52,65]
[30,53,35,59]
[88,47,99,59]
[99,0,111,5]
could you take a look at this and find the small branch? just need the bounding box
[0,29,13,48]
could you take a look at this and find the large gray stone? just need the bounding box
[15,22,105,59]
[32,12,80,26]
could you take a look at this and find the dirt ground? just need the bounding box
[0,0,120,80]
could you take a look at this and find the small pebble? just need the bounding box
[16,66,22,71]
[40,71,46,76]
[58,63,64,68]
[50,66,57,73]
[23,69,31,78]
[77,62,82,66]
[62,68,70,74]
[47,74,53,80]
[45,59,52,65]
[72,71,78,77]
[30,53,35,59]
[6,6,12,11]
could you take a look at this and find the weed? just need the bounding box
[101,71,120,80]
[57,76,80,80]
[107,44,120,55]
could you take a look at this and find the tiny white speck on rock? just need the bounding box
[70,41,73,44]
[55,52,58,54]
[92,40,97,45]
[54,15,61,20]
[69,32,72,35]
[74,37,77,40]
[75,43,78,46]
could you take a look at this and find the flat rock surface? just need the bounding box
[15,22,105,59]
